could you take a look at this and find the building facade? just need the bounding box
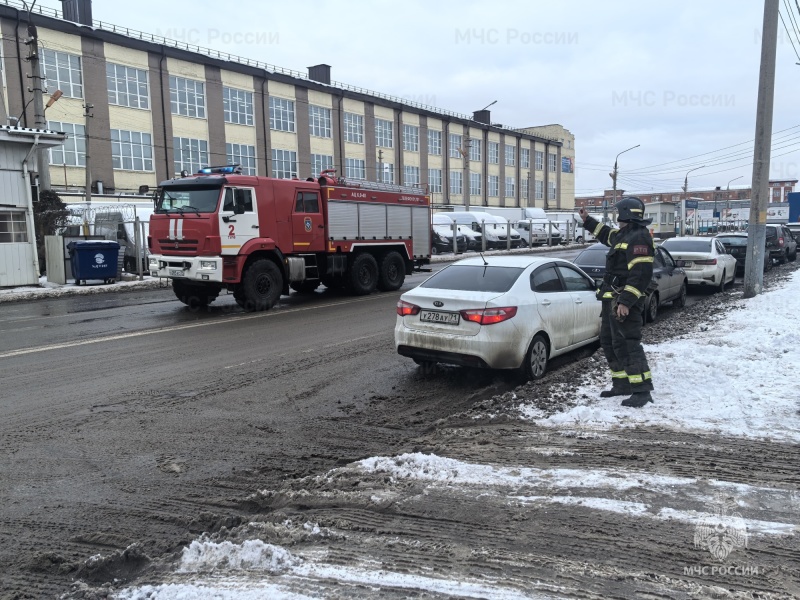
[576,179,797,209]
[0,0,575,210]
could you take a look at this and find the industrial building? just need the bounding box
[0,0,576,209]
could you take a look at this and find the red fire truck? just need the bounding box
[148,166,431,310]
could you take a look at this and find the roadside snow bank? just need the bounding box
[522,271,800,441]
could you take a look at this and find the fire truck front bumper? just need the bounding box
[148,255,224,283]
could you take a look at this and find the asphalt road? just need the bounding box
[0,246,720,596]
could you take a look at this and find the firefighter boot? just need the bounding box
[600,382,631,398]
[621,391,653,408]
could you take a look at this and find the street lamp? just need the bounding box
[682,165,705,235]
[608,144,640,220]
[722,175,743,220]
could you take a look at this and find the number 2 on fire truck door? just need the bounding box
[292,191,325,252]
[219,187,258,255]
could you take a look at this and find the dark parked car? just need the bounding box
[573,243,688,323]
[431,229,467,255]
[715,233,771,275]
[765,224,797,264]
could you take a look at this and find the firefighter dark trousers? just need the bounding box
[600,299,654,392]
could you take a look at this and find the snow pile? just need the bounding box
[178,539,299,574]
[521,271,800,441]
[0,275,160,303]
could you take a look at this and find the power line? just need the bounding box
[783,0,800,47]
[778,7,800,61]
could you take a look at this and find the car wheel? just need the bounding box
[348,252,379,296]
[523,334,549,380]
[576,236,584,244]
[645,292,659,323]
[764,255,773,272]
[717,270,727,293]
[674,281,687,308]
[431,246,439,255]
[790,249,797,262]
[241,259,282,311]
[779,251,787,265]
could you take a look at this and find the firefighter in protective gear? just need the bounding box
[578,197,655,408]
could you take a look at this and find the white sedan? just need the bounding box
[660,236,737,292]
[395,256,601,379]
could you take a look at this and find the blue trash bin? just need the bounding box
[67,240,120,286]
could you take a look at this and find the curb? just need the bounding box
[428,242,589,263]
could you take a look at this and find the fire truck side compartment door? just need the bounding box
[219,187,259,255]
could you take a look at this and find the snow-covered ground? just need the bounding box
[107,273,800,598]
[0,275,161,303]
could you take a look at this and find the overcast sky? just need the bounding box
[34,0,800,196]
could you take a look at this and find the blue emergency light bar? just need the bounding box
[197,164,242,175]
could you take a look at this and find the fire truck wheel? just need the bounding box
[377,252,406,292]
[348,253,379,295]
[290,281,319,293]
[172,280,220,308]
[242,259,283,311]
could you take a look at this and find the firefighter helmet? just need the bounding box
[615,196,652,225]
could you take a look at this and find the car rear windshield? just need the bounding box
[420,265,524,292]
[575,249,607,266]
[716,236,748,247]
[662,240,711,252]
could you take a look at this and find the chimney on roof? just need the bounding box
[308,64,331,85]
[62,0,93,26]
[473,109,491,124]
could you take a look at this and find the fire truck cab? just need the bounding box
[148,166,431,310]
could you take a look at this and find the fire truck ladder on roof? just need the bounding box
[325,175,428,197]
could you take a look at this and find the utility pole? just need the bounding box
[23,13,51,191]
[744,0,779,298]
[376,148,383,183]
[83,102,93,205]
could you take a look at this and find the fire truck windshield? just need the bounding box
[155,185,222,214]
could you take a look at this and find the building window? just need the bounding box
[375,119,393,148]
[548,153,557,172]
[404,165,420,186]
[469,139,482,162]
[535,150,544,171]
[377,162,394,183]
[403,124,419,152]
[535,180,544,200]
[449,171,463,195]
[227,143,257,175]
[106,63,148,109]
[428,168,442,193]
[111,129,153,171]
[505,145,516,167]
[41,49,82,98]
[223,87,254,126]
[505,177,515,198]
[488,142,500,164]
[311,153,333,176]
[169,76,206,118]
[47,120,85,166]
[269,97,295,132]
[173,137,208,174]
[344,112,363,144]
[469,172,482,196]
[0,211,28,243]
[521,148,530,169]
[272,149,298,179]
[521,178,529,200]
[449,133,463,158]
[345,157,366,180]
[309,105,332,138]
[488,175,499,197]
[548,181,556,200]
[428,130,442,155]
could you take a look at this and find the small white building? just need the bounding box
[0,126,66,287]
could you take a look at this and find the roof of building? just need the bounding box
[0,0,563,145]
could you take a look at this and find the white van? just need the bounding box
[449,211,511,249]
[482,214,523,248]
[432,213,482,250]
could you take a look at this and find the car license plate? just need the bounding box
[170,269,184,277]
[419,310,460,325]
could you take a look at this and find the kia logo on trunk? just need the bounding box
[433,301,444,307]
